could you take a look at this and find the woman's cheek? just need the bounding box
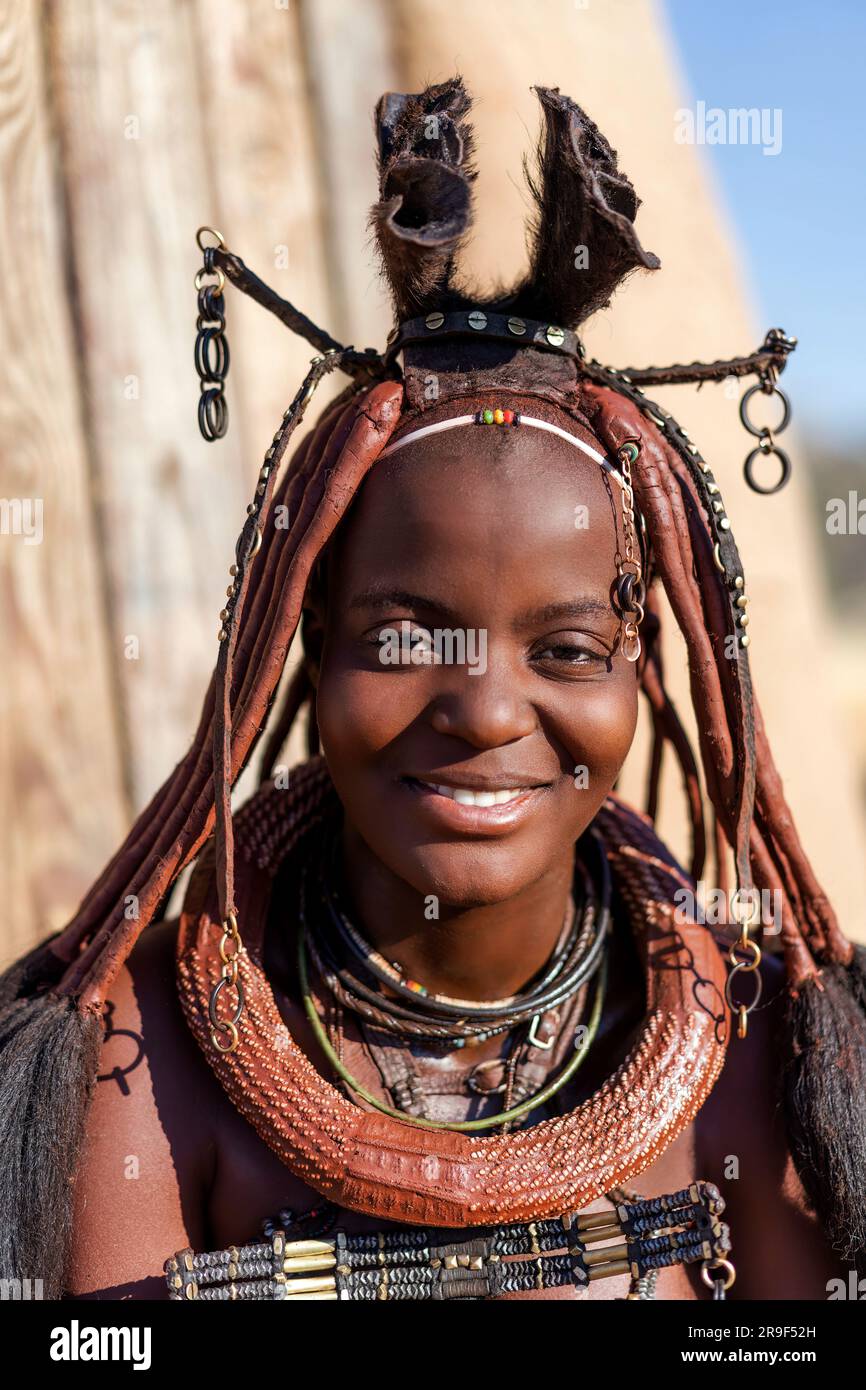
[555,673,638,791]
[316,660,426,762]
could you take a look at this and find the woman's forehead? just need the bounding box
[326,427,622,599]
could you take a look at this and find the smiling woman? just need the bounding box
[1,77,864,1305]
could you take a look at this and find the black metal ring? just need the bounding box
[197,285,225,321]
[198,388,228,441]
[616,571,646,615]
[195,327,230,383]
[208,974,245,1031]
[744,444,791,495]
[739,383,791,439]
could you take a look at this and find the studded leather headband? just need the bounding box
[383,309,585,367]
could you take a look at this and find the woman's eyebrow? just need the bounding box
[518,599,613,625]
[348,586,459,620]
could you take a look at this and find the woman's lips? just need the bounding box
[400,776,550,834]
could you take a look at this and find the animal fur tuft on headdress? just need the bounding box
[371,76,477,319]
[371,79,659,329]
[517,86,660,326]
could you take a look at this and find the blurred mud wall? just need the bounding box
[1,0,863,964]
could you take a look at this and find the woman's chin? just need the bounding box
[387,842,543,911]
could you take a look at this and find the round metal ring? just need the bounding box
[208,973,245,1032]
[727,937,762,973]
[700,1258,736,1291]
[196,225,226,252]
[210,1021,239,1054]
[198,388,228,442]
[739,383,791,438]
[731,886,762,927]
[195,328,230,383]
[744,444,791,495]
[724,960,763,1014]
[195,265,225,294]
[197,284,225,321]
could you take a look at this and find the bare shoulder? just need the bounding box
[67,919,222,1299]
[696,951,845,1299]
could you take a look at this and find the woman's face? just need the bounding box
[312,413,639,908]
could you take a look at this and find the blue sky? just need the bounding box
[665,0,866,447]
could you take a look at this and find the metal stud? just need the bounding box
[507,317,526,336]
[468,310,488,331]
[734,575,744,589]
[546,325,565,347]
[740,634,751,648]
[719,517,731,530]
[425,311,444,330]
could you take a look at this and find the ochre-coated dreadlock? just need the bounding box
[2,76,864,1296]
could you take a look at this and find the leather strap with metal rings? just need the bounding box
[195,227,230,441]
[209,911,244,1052]
[739,381,792,494]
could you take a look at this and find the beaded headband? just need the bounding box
[378,407,628,493]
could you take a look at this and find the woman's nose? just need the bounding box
[429,663,537,749]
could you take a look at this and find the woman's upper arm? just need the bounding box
[66,922,214,1299]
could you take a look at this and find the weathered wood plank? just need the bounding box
[0,0,127,962]
[46,0,249,809]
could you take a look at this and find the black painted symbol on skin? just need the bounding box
[97,1000,145,1096]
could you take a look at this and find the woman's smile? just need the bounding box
[399,772,554,835]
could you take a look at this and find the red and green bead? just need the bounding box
[476,407,520,426]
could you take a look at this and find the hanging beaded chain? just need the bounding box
[726,890,763,1040]
[194,227,230,442]
[613,441,645,664]
[209,910,244,1053]
[166,1181,735,1301]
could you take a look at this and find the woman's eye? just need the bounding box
[368,622,437,662]
[532,639,609,669]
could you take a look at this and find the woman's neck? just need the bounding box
[338,824,576,1002]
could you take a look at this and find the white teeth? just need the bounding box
[425,783,528,806]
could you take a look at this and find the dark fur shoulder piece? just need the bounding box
[0,981,102,1298]
[783,952,866,1275]
[370,78,658,331]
